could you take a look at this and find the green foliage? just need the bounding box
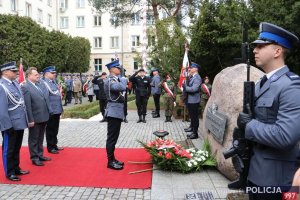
[62,102,99,119]
[0,15,90,72]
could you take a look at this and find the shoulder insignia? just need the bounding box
[286,72,300,80]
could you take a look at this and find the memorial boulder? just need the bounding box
[202,64,263,180]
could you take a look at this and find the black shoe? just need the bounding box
[63,103,67,106]
[7,175,21,181]
[114,159,124,166]
[137,116,142,123]
[168,117,172,122]
[152,114,160,118]
[142,116,146,123]
[123,118,128,123]
[39,156,52,161]
[107,161,123,170]
[184,128,193,132]
[32,160,45,166]
[187,134,199,139]
[99,118,107,123]
[56,147,64,151]
[15,170,30,175]
[48,149,59,154]
[165,117,169,122]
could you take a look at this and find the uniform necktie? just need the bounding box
[260,75,268,88]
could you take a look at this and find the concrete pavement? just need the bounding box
[0,107,239,200]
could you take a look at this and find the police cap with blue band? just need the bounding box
[252,22,299,49]
[105,60,122,70]
[43,66,56,73]
[0,61,18,72]
[190,62,200,70]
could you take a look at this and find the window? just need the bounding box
[94,37,102,48]
[110,16,119,26]
[76,16,85,28]
[0,0,3,6]
[48,14,52,27]
[47,0,52,7]
[110,37,119,48]
[37,9,43,23]
[131,12,140,25]
[25,3,32,17]
[112,0,118,7]
[132,35,140,47]
[94,16,101,26]
[148,35,155,46]
[76,0,84,8]
[134,60,138,70]
[60,17,68,28]
[147,13,155,25]
[94,59,102,71]
[60,0,68,9]
[11,0,17,11]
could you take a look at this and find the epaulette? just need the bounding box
[286,72,300,80]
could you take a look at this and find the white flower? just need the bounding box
[197,150,204,154]
[187,162,192,167]
[196,157,202,162]
[201,156,206,161]
[190,153,194,157]
[193,161,197,165]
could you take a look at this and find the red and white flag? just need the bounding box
[18,62,25,85]
[178,46,189,91]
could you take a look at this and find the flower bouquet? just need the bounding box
[139,138,216,173]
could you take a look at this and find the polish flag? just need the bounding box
[18,62,25,85]
[178,45,189,91]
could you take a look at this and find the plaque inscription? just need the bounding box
[205,103,227,144]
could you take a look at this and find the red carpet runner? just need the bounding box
[0,147,152,189]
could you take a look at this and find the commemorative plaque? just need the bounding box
[205,103,227,144]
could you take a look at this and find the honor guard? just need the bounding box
[129,68,151,123]
[104,60,127,170]
[182,62,202,139]
[0,61,29,181]
[41,66,64,154]
[237,22,300,200]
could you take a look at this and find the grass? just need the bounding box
[61,101,99,119]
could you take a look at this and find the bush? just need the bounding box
[62,102,99,119]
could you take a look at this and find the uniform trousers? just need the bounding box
[106,117,122,161]
[46,114,61,151]
[136,95,148,116]
[28,122,46,161]
[1,129,24,176]
[153,94,160,114]
[187,103,199,133]
[99,99,107,117]
[164,97,174,117]
[66,91,72,103]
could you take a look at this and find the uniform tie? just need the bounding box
[260,75,268,88]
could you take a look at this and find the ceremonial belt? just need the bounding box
[0,83,25,111]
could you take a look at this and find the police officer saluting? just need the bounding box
[129,68,151,123]
[183,62,201,139]
[104,60,127,170]
[237,22,300,200]
[0,61,29,181]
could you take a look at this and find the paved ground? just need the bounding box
[0,100,239,200]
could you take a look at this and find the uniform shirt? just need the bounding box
[129,73,151,97]
[42,78,63,115]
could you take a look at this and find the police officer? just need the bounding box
[41,66,64,154]
[150,68,161,118]
[0,61,29,181]
[237,22,300,200]
[104,60,127,170]
[183,62,201,139]
[94,72,107,123]
[129,68,151,123]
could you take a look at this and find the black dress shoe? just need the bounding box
[184,128,193,132]
[99,118,107,123]
[152,114,160,118]
[114,159,124,166]
[15,170,30,175]
[56,147,64,151]
[107,161,123,170]
[187,134,199,139]
[7,175,21,181]
[32,160,44,166]
[48,149,59,154]
[123,118,128,123]
[39,156,52,161]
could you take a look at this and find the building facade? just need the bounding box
[0,0,155,75]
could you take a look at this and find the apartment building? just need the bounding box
[0,0,156,75]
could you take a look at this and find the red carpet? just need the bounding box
[0,147,152,189]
